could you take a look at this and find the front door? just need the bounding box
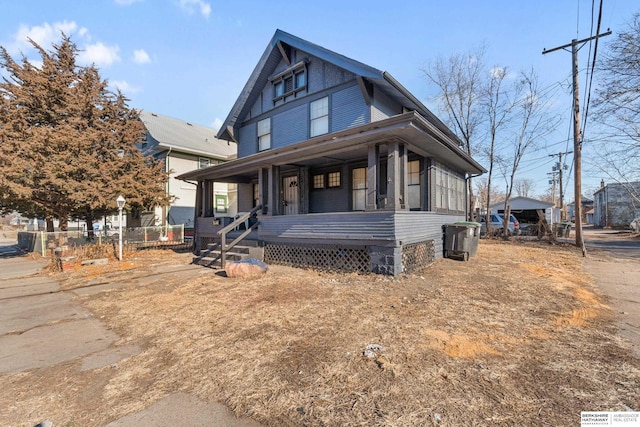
[282,175,299,215]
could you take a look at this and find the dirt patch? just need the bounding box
[1,241,639,426]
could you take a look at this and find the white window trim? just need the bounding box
[310,96,329,137]
[257,118,271,151]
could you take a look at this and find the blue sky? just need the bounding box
[1,0,638,199]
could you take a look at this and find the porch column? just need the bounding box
[366,144,379,210]
[400,143,408,210]
[203,180,213,216]
[195,181,203,218]
[267,165,280,216]
[386,141,407,210]
[257,167,265,214]
[300,167,309,214]
[420,158,428,211]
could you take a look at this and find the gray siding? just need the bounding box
[257,210,462,256]
[309,164,350,212]
[273,104,307,148]
[236,52,365,158]
[371,88,401,122]
[307,55,355,93]
[249,94,262,120]
[309,187,349,213]
[394,211,464,258]
[332,84,368,131]
[258,212,395,245]
[237,122,256,158]
[593,182,640,227]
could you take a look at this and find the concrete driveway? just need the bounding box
[581,226,640,359]
[0,242,261,427]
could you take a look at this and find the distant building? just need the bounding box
[567,198,593,223]
[138,111,237,229]
[593,181,640,228]
[490,196,560,225]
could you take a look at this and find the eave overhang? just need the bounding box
[179,112,485,183]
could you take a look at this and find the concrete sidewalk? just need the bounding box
[0,245,261,426]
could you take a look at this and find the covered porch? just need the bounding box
[179,112,484,275]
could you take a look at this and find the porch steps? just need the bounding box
[192,240,264,269]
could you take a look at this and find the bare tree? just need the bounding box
[499,70,561,237]
[514,178,536,197]
[422,46,486,219]
[481,65,517,231]
[474,176,505,213]
[592,12,640,201]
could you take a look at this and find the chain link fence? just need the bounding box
[18,224,187,257]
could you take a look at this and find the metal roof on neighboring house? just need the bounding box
[139,110,236,160]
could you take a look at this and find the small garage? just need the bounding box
[490,196,561,232]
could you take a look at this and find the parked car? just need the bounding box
[480,213,520,235]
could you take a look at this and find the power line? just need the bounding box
[542,29,611,256]
[581,0,605,140]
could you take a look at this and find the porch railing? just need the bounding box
[217,204,262,268]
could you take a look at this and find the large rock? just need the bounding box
[225,259,268,279]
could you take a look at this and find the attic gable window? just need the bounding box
[272,60,307,102]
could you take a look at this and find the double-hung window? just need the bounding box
[407,160,421,210]
[257,118,271,151]
[310,97,329,137]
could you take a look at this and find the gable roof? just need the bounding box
[216,29,463,147]
[140,110,236,160]
[490,196,555,210]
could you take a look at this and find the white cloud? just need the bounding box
[132,49,151,64]
[114,0,143,4]
[179,0,211,18]
[110,80,141,94]
[8,20,87,54]
[79,42,121,67]
[211,118,223,131]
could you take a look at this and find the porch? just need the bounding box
[194,210,464,275]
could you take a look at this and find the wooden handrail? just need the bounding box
[217,204,262,268]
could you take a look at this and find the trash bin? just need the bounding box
[443,222,481,261]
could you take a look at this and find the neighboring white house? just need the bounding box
[138,111,237,231]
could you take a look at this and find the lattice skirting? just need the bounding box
[401,240,435,273]
[264,240,435,275]
[265,243,370,273]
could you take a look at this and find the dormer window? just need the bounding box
[272,60,307,102]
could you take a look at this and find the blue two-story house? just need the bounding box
[179,30,485,275]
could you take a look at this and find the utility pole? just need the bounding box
[549,151,572,220]
[547,171,558,206]
[543,30,611,256]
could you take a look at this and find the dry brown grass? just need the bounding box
[3,241,640,426]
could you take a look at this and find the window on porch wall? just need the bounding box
[408,160,421,210]
[352,167,367,211]
[435,165,465,212]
